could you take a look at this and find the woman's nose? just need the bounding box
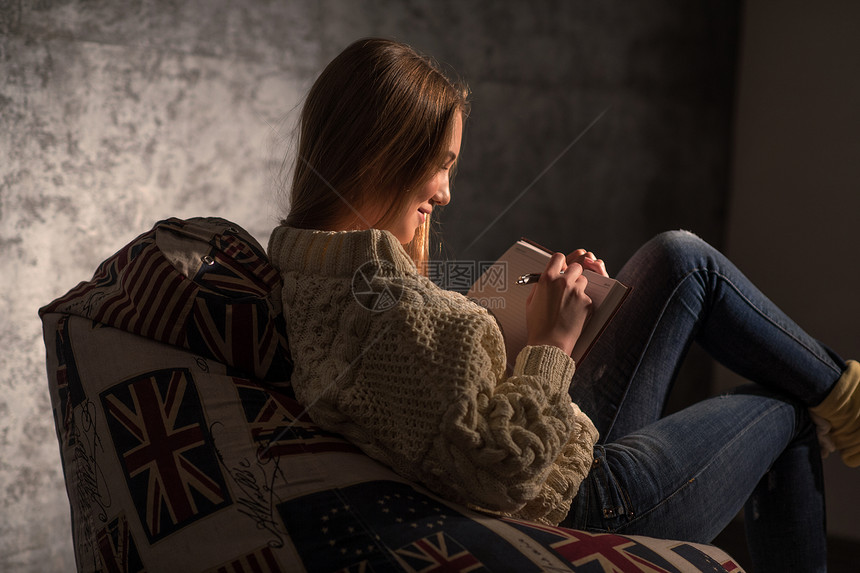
[433,179,451,206]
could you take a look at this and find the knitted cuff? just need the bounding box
[513,345,576,397]
[810,360,860,467]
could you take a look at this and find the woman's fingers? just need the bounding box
[525,254,593,355]
[583,257,608,277]
[566,248,609,277]
[565,249,587,265]
[546,252,568,277]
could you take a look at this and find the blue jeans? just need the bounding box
[561,231,846,572]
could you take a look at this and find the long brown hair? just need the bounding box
[282,38,469,271]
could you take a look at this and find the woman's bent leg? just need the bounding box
[571,230,845,443]
[563,388,826,572]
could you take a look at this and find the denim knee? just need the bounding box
[727,383,816,441]
[628,229,716,280]
[647,229,710,260]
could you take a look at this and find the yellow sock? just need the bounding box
[810,360,860,467]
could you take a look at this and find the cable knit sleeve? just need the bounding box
[268,226,599,525]
[341,282,599,524]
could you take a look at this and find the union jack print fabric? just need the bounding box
[101,368,231,542]
[95,513,144,573]
[393,532,483,573]
[233,377,360,460]
[502,517,739,573]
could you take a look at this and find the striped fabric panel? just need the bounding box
[203,546,283,573]
[41,227,199,349]
[41,217,291,381]
[94,242,198,347]
[38,228,155,317]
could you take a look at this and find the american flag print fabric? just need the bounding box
[100,368,231,542]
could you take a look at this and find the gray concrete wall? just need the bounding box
[0,1,739,570]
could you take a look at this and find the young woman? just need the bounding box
[268,38,858,571]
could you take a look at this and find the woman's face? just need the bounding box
[377,112,463,244]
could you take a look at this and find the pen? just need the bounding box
[516,273,542,285]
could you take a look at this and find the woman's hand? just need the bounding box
[566,248,608,277]
[525,253,593,356]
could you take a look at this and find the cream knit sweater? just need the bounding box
[268,226,599,525]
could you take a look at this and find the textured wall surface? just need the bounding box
[0,1,739,570]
